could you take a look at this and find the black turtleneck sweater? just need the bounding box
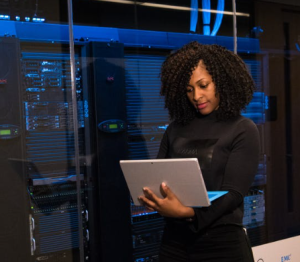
[157,111,260,232]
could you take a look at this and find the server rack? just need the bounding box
[21,49,90,262]
[241,57,267,246]
[83,41,133,262]
[0,38,91,262]
[124,53,168,261]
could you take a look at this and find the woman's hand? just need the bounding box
[138,182,195,218]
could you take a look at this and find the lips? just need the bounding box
[197,102,208,110]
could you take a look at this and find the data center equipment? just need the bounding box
[1,38,91,262]
[22,51,90,262]
[82,41,133,262]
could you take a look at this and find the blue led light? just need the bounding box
[0,15,10,20]
[157,125,168,131]
[203,25,210,35]
[32,17,45,23]
[190,0,198,32]
[264,96,269,110]
[202,0,211,35]
[15,16,20,21]
[211,0,225,36]
[25,17,30,22]
[190,0,224,35]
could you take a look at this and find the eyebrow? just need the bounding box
[187,78,207,87]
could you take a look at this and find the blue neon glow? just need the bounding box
[190,0,225,36]
[157,125,168,131]
[15,16,20,21]
[0,20,261,53]
[32,17,45,23]
[132,211,158,217]
[190,0,198,33]
[25,17,30,22]
[0,15,10,20]
[211,0,224,36]
[264,96,269,110]
[202,0,211,35]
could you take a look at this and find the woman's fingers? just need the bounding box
[138,195,156,210]
[160,182,175,199]
[139,187,162,211]
[139,184,189,218]
[143,187,160,203]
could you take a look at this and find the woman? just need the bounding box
[139,41,260,262]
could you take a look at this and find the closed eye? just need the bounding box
[200,84,208,89]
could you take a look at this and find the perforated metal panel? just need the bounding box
[125,54,169,160]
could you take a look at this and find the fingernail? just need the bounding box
[162,182,166,187]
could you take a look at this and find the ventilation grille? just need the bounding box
[125,54,169,160]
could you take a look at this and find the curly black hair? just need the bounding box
[160,41,255,125]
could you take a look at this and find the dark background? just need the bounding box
[0,0,255,37]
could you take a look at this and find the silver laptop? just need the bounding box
[120,158,227,207]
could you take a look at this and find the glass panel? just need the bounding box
[0,1,85,261]
[254,0,300,244]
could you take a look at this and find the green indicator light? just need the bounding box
[109,124,118,129]
[31,206,34,209]
[0,129,11,135]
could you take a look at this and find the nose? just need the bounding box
[193,87,203,102]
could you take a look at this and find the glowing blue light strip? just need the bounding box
[32,17,46,23]
[211,0,225,36]
[0,15,10,20]
[202,0,211,35]
[190,0,198,32]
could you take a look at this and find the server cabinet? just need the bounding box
[20,48,89,262]
[0,38,90,262]
[84,41,133,262]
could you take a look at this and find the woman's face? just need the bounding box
[186,61,220,115]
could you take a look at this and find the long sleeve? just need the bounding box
[156,115,260,232]
[190,119,260,232]
[190,190,243,232]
